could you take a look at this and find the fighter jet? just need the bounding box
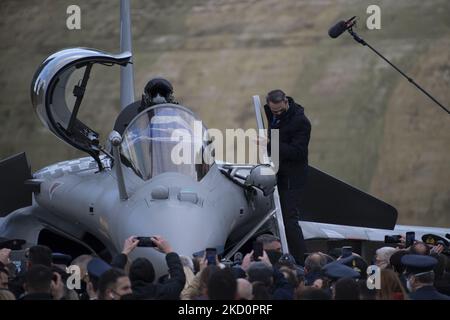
[1,0,448,277]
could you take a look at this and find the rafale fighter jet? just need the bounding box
[1,0,448,277]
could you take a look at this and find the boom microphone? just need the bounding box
[327,15,449,114]
[328,16,356,38]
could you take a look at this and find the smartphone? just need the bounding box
[253,241,264,261]
[405,232,415,248]
[205,248,217,265]
[136,237,156,247]
[341,246,352,258]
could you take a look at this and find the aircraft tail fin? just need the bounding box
[300,166,398,230]
[119,0,135,109]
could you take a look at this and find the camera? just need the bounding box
[136,236,156,247]
[384,235,402,244]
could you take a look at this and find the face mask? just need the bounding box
[152,93,167,104]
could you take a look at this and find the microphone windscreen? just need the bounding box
[328,21,347,38]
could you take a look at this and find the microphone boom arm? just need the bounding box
[347,27,449,115]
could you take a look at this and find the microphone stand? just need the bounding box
[347,27,449,115]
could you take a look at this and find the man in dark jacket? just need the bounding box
[264,89,311,265]
[402,254,450,300]
[128,235,186,300]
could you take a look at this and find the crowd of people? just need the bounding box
[0,233,449,300]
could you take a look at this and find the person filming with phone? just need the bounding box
[126,235,186,300]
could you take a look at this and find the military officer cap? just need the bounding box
[401,254,438,275]
[52,253,73,266]
[337,255,368,279]
[422,234,449,248]
[322,261,360,281]
[87,258,112,279]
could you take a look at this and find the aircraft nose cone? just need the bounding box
[115,197,230,278]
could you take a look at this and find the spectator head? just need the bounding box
[401,254,437,292]
[389,250,409,274]
[26,245,52,268]
[129,257,155,284]
[87,258,112,295]
[304,252,327,274]
[266,90,289,116]
[377,269,407,300]
[71,254,93,283]
[410,242,429,255]
[279,266,299,288]
[375,247,397,269]
[252,281,271,300]
[297,287,331,300]
[98,268,132,300]
[230,266,247,279]
[24,264,53,294]
[247,262,273,287]
[207,268,237,300]
[199,265,220,297]
[333,277,360,300]
[318,252,336,264]
[256,234,281,252]
[237,278,253,300]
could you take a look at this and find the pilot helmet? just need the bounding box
[142,77,174,107]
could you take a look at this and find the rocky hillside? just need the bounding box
[0,0,449,226]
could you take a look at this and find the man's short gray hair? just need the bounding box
[256,234,280,245]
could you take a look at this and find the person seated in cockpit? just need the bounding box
[114,77,178,135]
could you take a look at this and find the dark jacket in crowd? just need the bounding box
[304,271,322,286]
[20,292,53,300]
[409,285,450,300]
[111,253,128,269]
[271,267,295,300]
[435,272,450,296]
[131,252,186,300]
[264,97,311,190]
